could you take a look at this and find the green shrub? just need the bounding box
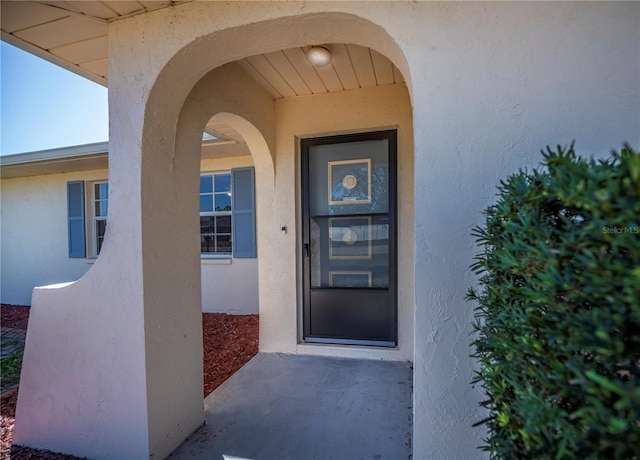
[468,143,640,459]
[1,337,24,390]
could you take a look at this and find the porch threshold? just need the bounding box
[168,352,413,460]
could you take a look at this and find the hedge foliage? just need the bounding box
[469,144,640,459]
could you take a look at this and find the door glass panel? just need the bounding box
[308,139,389,216]
[307,137,391,290]
[309,215,389,288]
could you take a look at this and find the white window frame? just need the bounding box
[200,172,233,258]
[92,181,108,257]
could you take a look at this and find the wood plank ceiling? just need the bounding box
[1,1,404,98]
[238,44,404,99]
[1,1,195,84]
[2,1,406,151]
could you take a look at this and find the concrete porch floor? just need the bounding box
[169,353,413,460]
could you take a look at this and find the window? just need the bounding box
[200,173,232,255]
[67,167,256,260]
[93,182,108,256]
[66,180,108,258]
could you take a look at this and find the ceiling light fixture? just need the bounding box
[306,46,332,68]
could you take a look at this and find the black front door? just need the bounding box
[301,130,397,346]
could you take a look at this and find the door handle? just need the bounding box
[303,243,310,258]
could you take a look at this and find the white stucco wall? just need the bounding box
[1,156,259,314]
[0,170,107,305]
[13,2,639,460]
[200,155,258,315]
[405,3,639,458]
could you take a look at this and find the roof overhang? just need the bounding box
[1,1,195,86]
[0,139,252,179]
[0,142,109,179]
[1,1,405,95]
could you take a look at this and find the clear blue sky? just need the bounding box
[1,41,108,156]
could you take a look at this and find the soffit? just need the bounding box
[1,1,404,167]
[1,1,405,95]
[238,44,405,99]
[1,0,194,85]
[205,118,244,144]
[0,139,251,179]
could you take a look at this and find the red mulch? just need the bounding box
[0,304,30,330]
[0,304,258,459]
[202,313,258,397]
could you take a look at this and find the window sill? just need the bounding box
[201,257,232,265]
[87,257,232,266]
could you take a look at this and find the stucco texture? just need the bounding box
[1,170,107,305]
[13,2,640,459]
[0,158,259,314]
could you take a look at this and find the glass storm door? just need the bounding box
[301,130,397,346]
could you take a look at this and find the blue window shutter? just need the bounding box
[67,181,86,258]
[232,167,256,258]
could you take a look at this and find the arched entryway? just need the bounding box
[144,11,413,356]
[142,13,414,452]
[15,8,414,460]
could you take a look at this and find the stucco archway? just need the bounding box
[175,65,274,320]
[14,3,638,460]
[135,12,413,456]
[140,7,413,339]
[175,63,276,185]
[16,9,415,460]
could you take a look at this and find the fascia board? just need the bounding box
[1,142,110,166]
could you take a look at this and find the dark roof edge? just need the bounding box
[1,142,109,167]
